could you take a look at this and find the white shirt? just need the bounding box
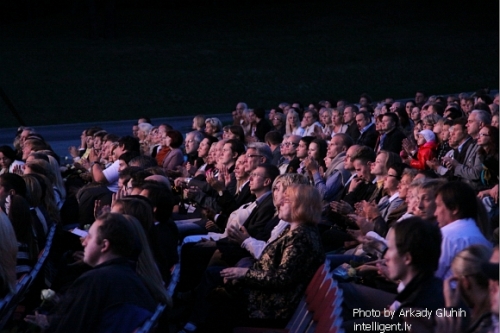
[102,160,120,193]
[437,217,492,279]
[241,220,290,259]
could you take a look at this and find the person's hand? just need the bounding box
[94,199,110,219]
[304,156,319,173]
[227,225,250,245]
[348,177,363,193]
[72,250,84,263]
[478,184,499,204]
[442,156,458,169]
[330,200,353,215]
[207,170,225,192]
[111,189,125,206]
[426,158,440,171]
[376,260,391,281]
[402,138,416,154]
[12,164,24,176]
[220,267,249,282]
[362,201,379,220]
[355,264,379,276]
[185,186,200,200]
[68,146,79,158]
[443,276,462,308]
[174,177,187,188]
[80,158,90,170]
[25,311,50,329]
[205,220,221,232]
[347,214,371,234]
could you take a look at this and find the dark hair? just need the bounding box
[129,155,158,169]
[264,131,283,145]
[201,134,219,147]
[130,170,153,189]
[310,138,327,170]
[97,213,141,260]
[166,130,184,149]
[299,136,315,149]
[359,93,372,104]
[436,181,478,221]
[474,102,491,113]
[0,146,17,161]
[227,125,245,143]
[118,136,141,153]
[224,139,246,158]
[304,109,319,120]
[478,125,499,157]
[118,151,140,165]
[392,216,442,275]
[9,195,37,260]
[253,107,266,119]
[387,162,410,180]
[351,145,376,164]
[0,174,26,198]
[452,117,468,131]
[257,163,280,186]
[138,116,152,124]
[118,166,142,185]
[383,112,399,127]
[430,103,444,116]
[358,111,371,122]
[140,181,174,223]
[113,196,154,232]
[395,107,411,128]
[103,133,120,143]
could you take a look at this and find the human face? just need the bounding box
[320,111,331,126]
[343,146,357,170]
[327,136,344,159]
[205,122,215,135]
[440,125,451,142]
[185,134,198,154]
[384,168,400,193]
[287,113,298,126]
[406,187,418,212]
[296,140,309,159]
[415,92,425,105]
[416,134,426,146]
[410,107,420,121]
[278,190,292,221]
[464,100,474,114]
[303,112,315,127]
[332,111,343,125]
[248,111,257,125]
[272,181,285,209]
[234,155,248,180]
[272,115,282,128]
[384,229,409,283]
[0,153,12,170]
[308,142,320,160]
[466,113,481,138]
[343,107,355,123]
[93,137,102,151]
[0,181,11,208]
[449,124,467,147]
[268,109,276,121]
[220,143,236,166]
[492,115,499,128]
[22,142,33,161]
[245,148,263,172]
[477,127,492,147]
[397,174,412,200]
[434,194,455,228]
[118,159,128,172]
[82,220,104,267]
[413,188,436,220]
[20,130,31,146]
[353,159,371,181]
[381,115,395,133]
[249,167,268,194]
[405,102,415,116]
[197,138,211,159]
[355,114,369,130]
[371,152,388,176]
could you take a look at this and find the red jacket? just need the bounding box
[410,141,438,170]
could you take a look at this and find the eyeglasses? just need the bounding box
[246,154,262,158]
[185,139,196,143]
[386,174,400,179]
[280,142,297,147]
[273,117,281,121]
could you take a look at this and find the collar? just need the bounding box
[360,122,374,134]
[457,136,471,153]
[255,190,272,205]
[388,192,400,203]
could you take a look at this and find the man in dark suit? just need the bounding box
[375,113,407,154]
[355,111,378,150]
[344,105,361,141]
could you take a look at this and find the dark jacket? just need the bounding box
[356,123,378,150]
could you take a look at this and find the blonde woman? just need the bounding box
[285,109,305,136]
[331,108,348,136]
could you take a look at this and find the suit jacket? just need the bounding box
[162,148,184,172]
[255,119,273,142]
[356,123,378,149]
[242,193,277,241]
[215,182,255,229]
[345,122,360,141]
[376,128,407,154]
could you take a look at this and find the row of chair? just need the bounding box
[233,261,345,333]
[0,224,57,330]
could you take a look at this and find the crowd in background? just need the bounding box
[0,88,498,333]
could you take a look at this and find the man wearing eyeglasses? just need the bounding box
[278,135,300,174]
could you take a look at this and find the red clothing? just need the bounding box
[410,140,438,170]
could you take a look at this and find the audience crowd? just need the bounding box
[0,89,499,333]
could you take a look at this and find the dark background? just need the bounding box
[0,0,498,127]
